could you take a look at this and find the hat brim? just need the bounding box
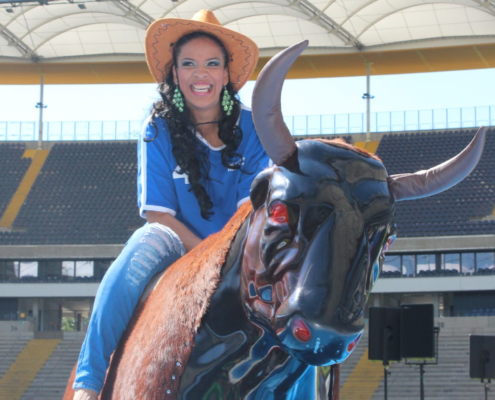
[145,18,259,92]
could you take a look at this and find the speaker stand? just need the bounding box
[404,327,440,400]
[381,327,393,400]
[383,366,390,400]
[480,350,491,400]
[419,364,425,400]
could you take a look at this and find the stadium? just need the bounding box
[0,0,495,399]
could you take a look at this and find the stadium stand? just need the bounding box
[20,333,85,400]
[1,129,490,246]
[0,144,31,222]
[0,142,143,245]
[370,319,495,400]
[0,334,31,382]
[338,328,388,398]
[0,128,493,399]
[376,128,495,237]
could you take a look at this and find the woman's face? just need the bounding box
[173,37,229,118]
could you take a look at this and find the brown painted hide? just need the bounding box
[64,202,252,400]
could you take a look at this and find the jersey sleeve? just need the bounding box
[237,118,271,208]
[137,118,180,219]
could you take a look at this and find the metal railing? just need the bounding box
[284,105,495,136]
[0,120,144,142]
[1,105,494,141]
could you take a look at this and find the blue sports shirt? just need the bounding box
[137,106,270,240]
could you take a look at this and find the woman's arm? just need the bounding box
[145,211,202,252]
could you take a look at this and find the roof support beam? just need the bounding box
[0,23,38,61]
[288,0,364,49]
[473,0,495,16]
[112,0,153,28]
[2,5,37,30]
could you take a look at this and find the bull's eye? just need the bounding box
[269,202,289,224]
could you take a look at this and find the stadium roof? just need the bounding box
[1,0,495,84]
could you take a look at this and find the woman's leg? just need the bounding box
[73,223,185,394]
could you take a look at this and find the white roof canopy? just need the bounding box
[1,0,495,62]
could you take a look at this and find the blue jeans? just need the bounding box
[73,223,185,394]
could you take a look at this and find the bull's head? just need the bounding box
[240,41,485,366]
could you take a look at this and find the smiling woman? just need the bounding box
[68,10,270,400]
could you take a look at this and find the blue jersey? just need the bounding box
[137,106,270,240]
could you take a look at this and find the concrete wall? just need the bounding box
[0,235,492,260]
[436,316,495,330]
[372,275,495,294]
[389,235,495,253]
[0,244,123,260]
[0,320,34,333]
[0,283,99,297]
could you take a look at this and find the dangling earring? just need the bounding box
[222,86,234,116]
[172,86,184,112]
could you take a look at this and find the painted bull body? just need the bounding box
[64,41,485,400]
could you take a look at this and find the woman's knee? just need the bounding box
[142,223,185,255]
[124,223,185,288]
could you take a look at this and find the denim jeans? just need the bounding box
[73,223,185,394]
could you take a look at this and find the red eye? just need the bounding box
[270,202,289,223]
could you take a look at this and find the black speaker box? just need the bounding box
[400,303,434,359]
[470,335,495,380]
[368,307,401,362]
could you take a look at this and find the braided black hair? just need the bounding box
[147,31,244,220]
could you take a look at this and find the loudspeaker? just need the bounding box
[470,335,495,380]
[400,303,434,359]
[368,307,401,362]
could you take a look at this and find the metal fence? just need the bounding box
[1,105,494,141]
[0,120,143,142]
[284,105,495,136]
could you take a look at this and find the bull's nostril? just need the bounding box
[293,317,311,342]
[346,333,362,353]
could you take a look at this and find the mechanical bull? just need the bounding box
[64,41,485,400]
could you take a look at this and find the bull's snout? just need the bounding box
[276,315,363,366]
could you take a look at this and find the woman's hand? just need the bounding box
[145,211,202,252]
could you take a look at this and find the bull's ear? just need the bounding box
[388,126,486,201]
[250,178,270,210]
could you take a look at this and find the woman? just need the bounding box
[73,10,268,400]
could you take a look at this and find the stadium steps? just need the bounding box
[20,334,85,400]
[0,339,60,400]
[0,149,50,228]
[340,348,384,400]
[354,141,380,154]
[370,326,495,400]
[0,335,32,380]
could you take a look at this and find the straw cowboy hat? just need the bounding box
[145,10,259,92]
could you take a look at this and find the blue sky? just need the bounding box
[1,68,494,122]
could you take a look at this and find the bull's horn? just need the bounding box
[388,126,486,201]
[252,41,308,165]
